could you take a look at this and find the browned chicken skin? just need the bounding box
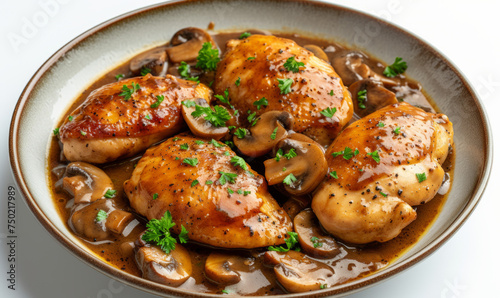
[312,103,453,244]
[214,35,353,146]
[123,133,292,249]
[60,74,211,163]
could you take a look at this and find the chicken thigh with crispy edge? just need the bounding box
[312,102,453,244]
[214,35,353,146]
[59,74,211,164]
[123,133,292,249]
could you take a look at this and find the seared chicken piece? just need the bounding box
[214,35,353,146]
[123,133,292,249]
[312,103,453,244]
[59,74,211,164]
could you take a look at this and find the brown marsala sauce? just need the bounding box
[48,29,454,295]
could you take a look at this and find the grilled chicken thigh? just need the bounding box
[214,35,353,146]
[312,103,453,244]
[59,74,211,164]
[123,133,292,249]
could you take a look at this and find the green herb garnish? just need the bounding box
[278,78,293,94]
[119,82,140,101]
[95,210,107,222]
[383,57,407,77]
[283,56,304,73]
[196,42,220,71]
[320,107,337,118]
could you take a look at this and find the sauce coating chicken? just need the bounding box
[312,103,453,244]
[214,35,353,146]
[59,74,211,163]
[123,133,292,249]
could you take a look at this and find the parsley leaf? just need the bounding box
[329,90,334,96]
[191,105,231,127]
[178,61,199,83]
[191,180,199,187]
[178,225,189,244]
[152,193,159,200]
[230,156,248,170]
[234,128,248,139]
[239,32,251,39]
[270,127,278,140]
[377,121,385,127]
[283,173,297,186]
[310,236,323,248]
[253,97,268,110]
[219,171,238,185]
[104,189,116,198]
[278,78,293,94]
[329,171,338,179]
[209,139,224,147]
[332,147,359,160]
[367,150,380,163]
[357,89,367,109]
[196,42,220,71]
[145,114,152,120]
[115,74,124,81]
[142,211,177,254]
[320,107,337,118]
[283,56,304,73]
[95,210,107,222]
[182,158,198,167]
[247,56,255,60]
[181,99,196,108]
[180,143,189,150]
[383,57,408,77]
[247,111,258,126]
[53,128,60,136]
[214,88,230,105]
[393,126,401,135]
[150,95,164,108]
[195,140,205,145]
[235,77,241,86]
[275,148,284,161]
[268,231,300,252]
[119,82,140,101]
[416,172,427,183]
[68,115,73,121]
[140,66,151,76]
[283,148,297,160]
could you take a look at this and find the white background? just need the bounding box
[1,0,499,297]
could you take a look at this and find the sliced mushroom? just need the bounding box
[105,209,135,234]
[62,162,114,204]
[349,79,398,117]
[304,45,329,62]
[166,27,215,63]
[205,252,255,285]
[130,46,168,77]
[264,135,327,195]
[135,245,192,286]
[282,195,310,220]
[233,111,294,157]
[294,209,340,258]
[69,198,114,240]
[181,98,229,139]
[264,250,335,293]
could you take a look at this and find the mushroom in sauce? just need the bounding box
[181,98,229,139]
[166,27,216,63]
[62,162,114,204]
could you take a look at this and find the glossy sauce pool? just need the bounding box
[48,30,454,295]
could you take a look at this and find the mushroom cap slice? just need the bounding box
[264,250,335,293]
[282,195,311,220]
[303,45,329,62]
[135,245,192,287]
[349,79,398,118]
[181,98,229,139]
[205,252,255,285]
[166,27,215,63]
[234,111,294,157]
[294,209,340,258]
[63,162,114,204]
[130,46,168,77]
[264,135,327,196]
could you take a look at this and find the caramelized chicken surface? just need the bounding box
[60,74,211,163]
[214,35,353,146]
[123,133,292,249]
[312,103,453,244]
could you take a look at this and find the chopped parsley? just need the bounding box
[145,114,152,120]
[191,180,199,187]
[95,210,107,222]
[68,115,73,121]
[195,42,220,71]
[178,61,199,82]
[357,89,367,109]
[283,173,297,186]
[191,105,231,127]
[221,289,230,294]
[152,193,159,200]
[206,180,213,185]
[253,97,269,110]
[416,172,427,183]
[247,56,255,60]
[329,171,338,179]
[182,158,198,167]
[275,148,284,161]
[214,88,230,105]
[178,225,189,244]
[383,57,408,77]
[239,32,251,39]
[104,189,116,199]
[172,137,181,141]
[310,236,323,248]
[235,77,241,86]
[393,126,401,135]
[230,156,248,170]
[150,95,164,108]
[278,78,293,95]
[53,128,59,136]
[234,128,249,139]
[243,190,251,196]
[180,143,189,150]
[380,191,388,197]
[268,231,300,252]
[270,127,279,140]
[119,82,140,101]
[209,139,224,147]
[224,151,230,156]
[141,211,177,254]
[227,188,234,195]
[195,140,205,145]
[224,140,235,148]
[320,284,327,289]
[115,74,124,81]
[377,121,385,127]
[247,111,258,126]
[320,107,337,118]
[140,66,151,76]
[219,171,238,185]
[80,131,87,136]
[181,99,196,108]
[332,147,359,160]
[283,56,304,73]
[367,150,380,163]
[329,90,334,96]
[283,148,297,160]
